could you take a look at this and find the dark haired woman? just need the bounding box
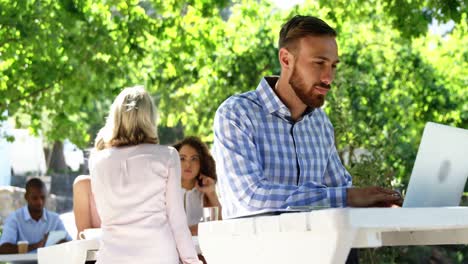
[174,136,222,236]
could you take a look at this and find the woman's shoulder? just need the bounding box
[91,144,178,167]
[136,144,178,156]
[73,175,91,186]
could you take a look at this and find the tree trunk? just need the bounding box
[46,141,67,173]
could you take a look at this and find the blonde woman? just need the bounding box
[89,86,200,264]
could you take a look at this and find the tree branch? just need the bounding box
[0,85,53,112]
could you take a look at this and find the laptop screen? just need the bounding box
[403,122,468,207]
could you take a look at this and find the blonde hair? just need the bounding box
[95,85,159,150]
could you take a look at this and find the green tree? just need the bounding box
[0,0,230,170]
[319,0,467,38]
[2,0,465,147]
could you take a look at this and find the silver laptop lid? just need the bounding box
[403,122,468,207]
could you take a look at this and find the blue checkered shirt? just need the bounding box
[213,76,352,218]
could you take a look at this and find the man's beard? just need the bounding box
[288,66,328,108]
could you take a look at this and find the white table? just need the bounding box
[198,207,468,264]
[0,253,37,263]
[37,239,98,264]
[37,236,201,264]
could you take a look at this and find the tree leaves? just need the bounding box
[1,0,466,161]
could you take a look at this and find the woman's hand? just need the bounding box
[195,174,216,195]
[196,174,222,218]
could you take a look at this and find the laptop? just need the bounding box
[403,122,468,207]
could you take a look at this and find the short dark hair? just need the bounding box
[173,136,217,182]
[25,178,46,192]
[279,15,337,51]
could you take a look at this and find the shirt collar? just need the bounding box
[256,76,289,115]
[23,206,47,222]
[256,76,315,119]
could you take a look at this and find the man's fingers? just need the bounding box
[374,186,399,195]
[371,192,400,205]
[394,198,404,206]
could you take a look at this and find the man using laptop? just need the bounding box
[214,15,402,218]
[0,178,71,254]
[213,15,403,263]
